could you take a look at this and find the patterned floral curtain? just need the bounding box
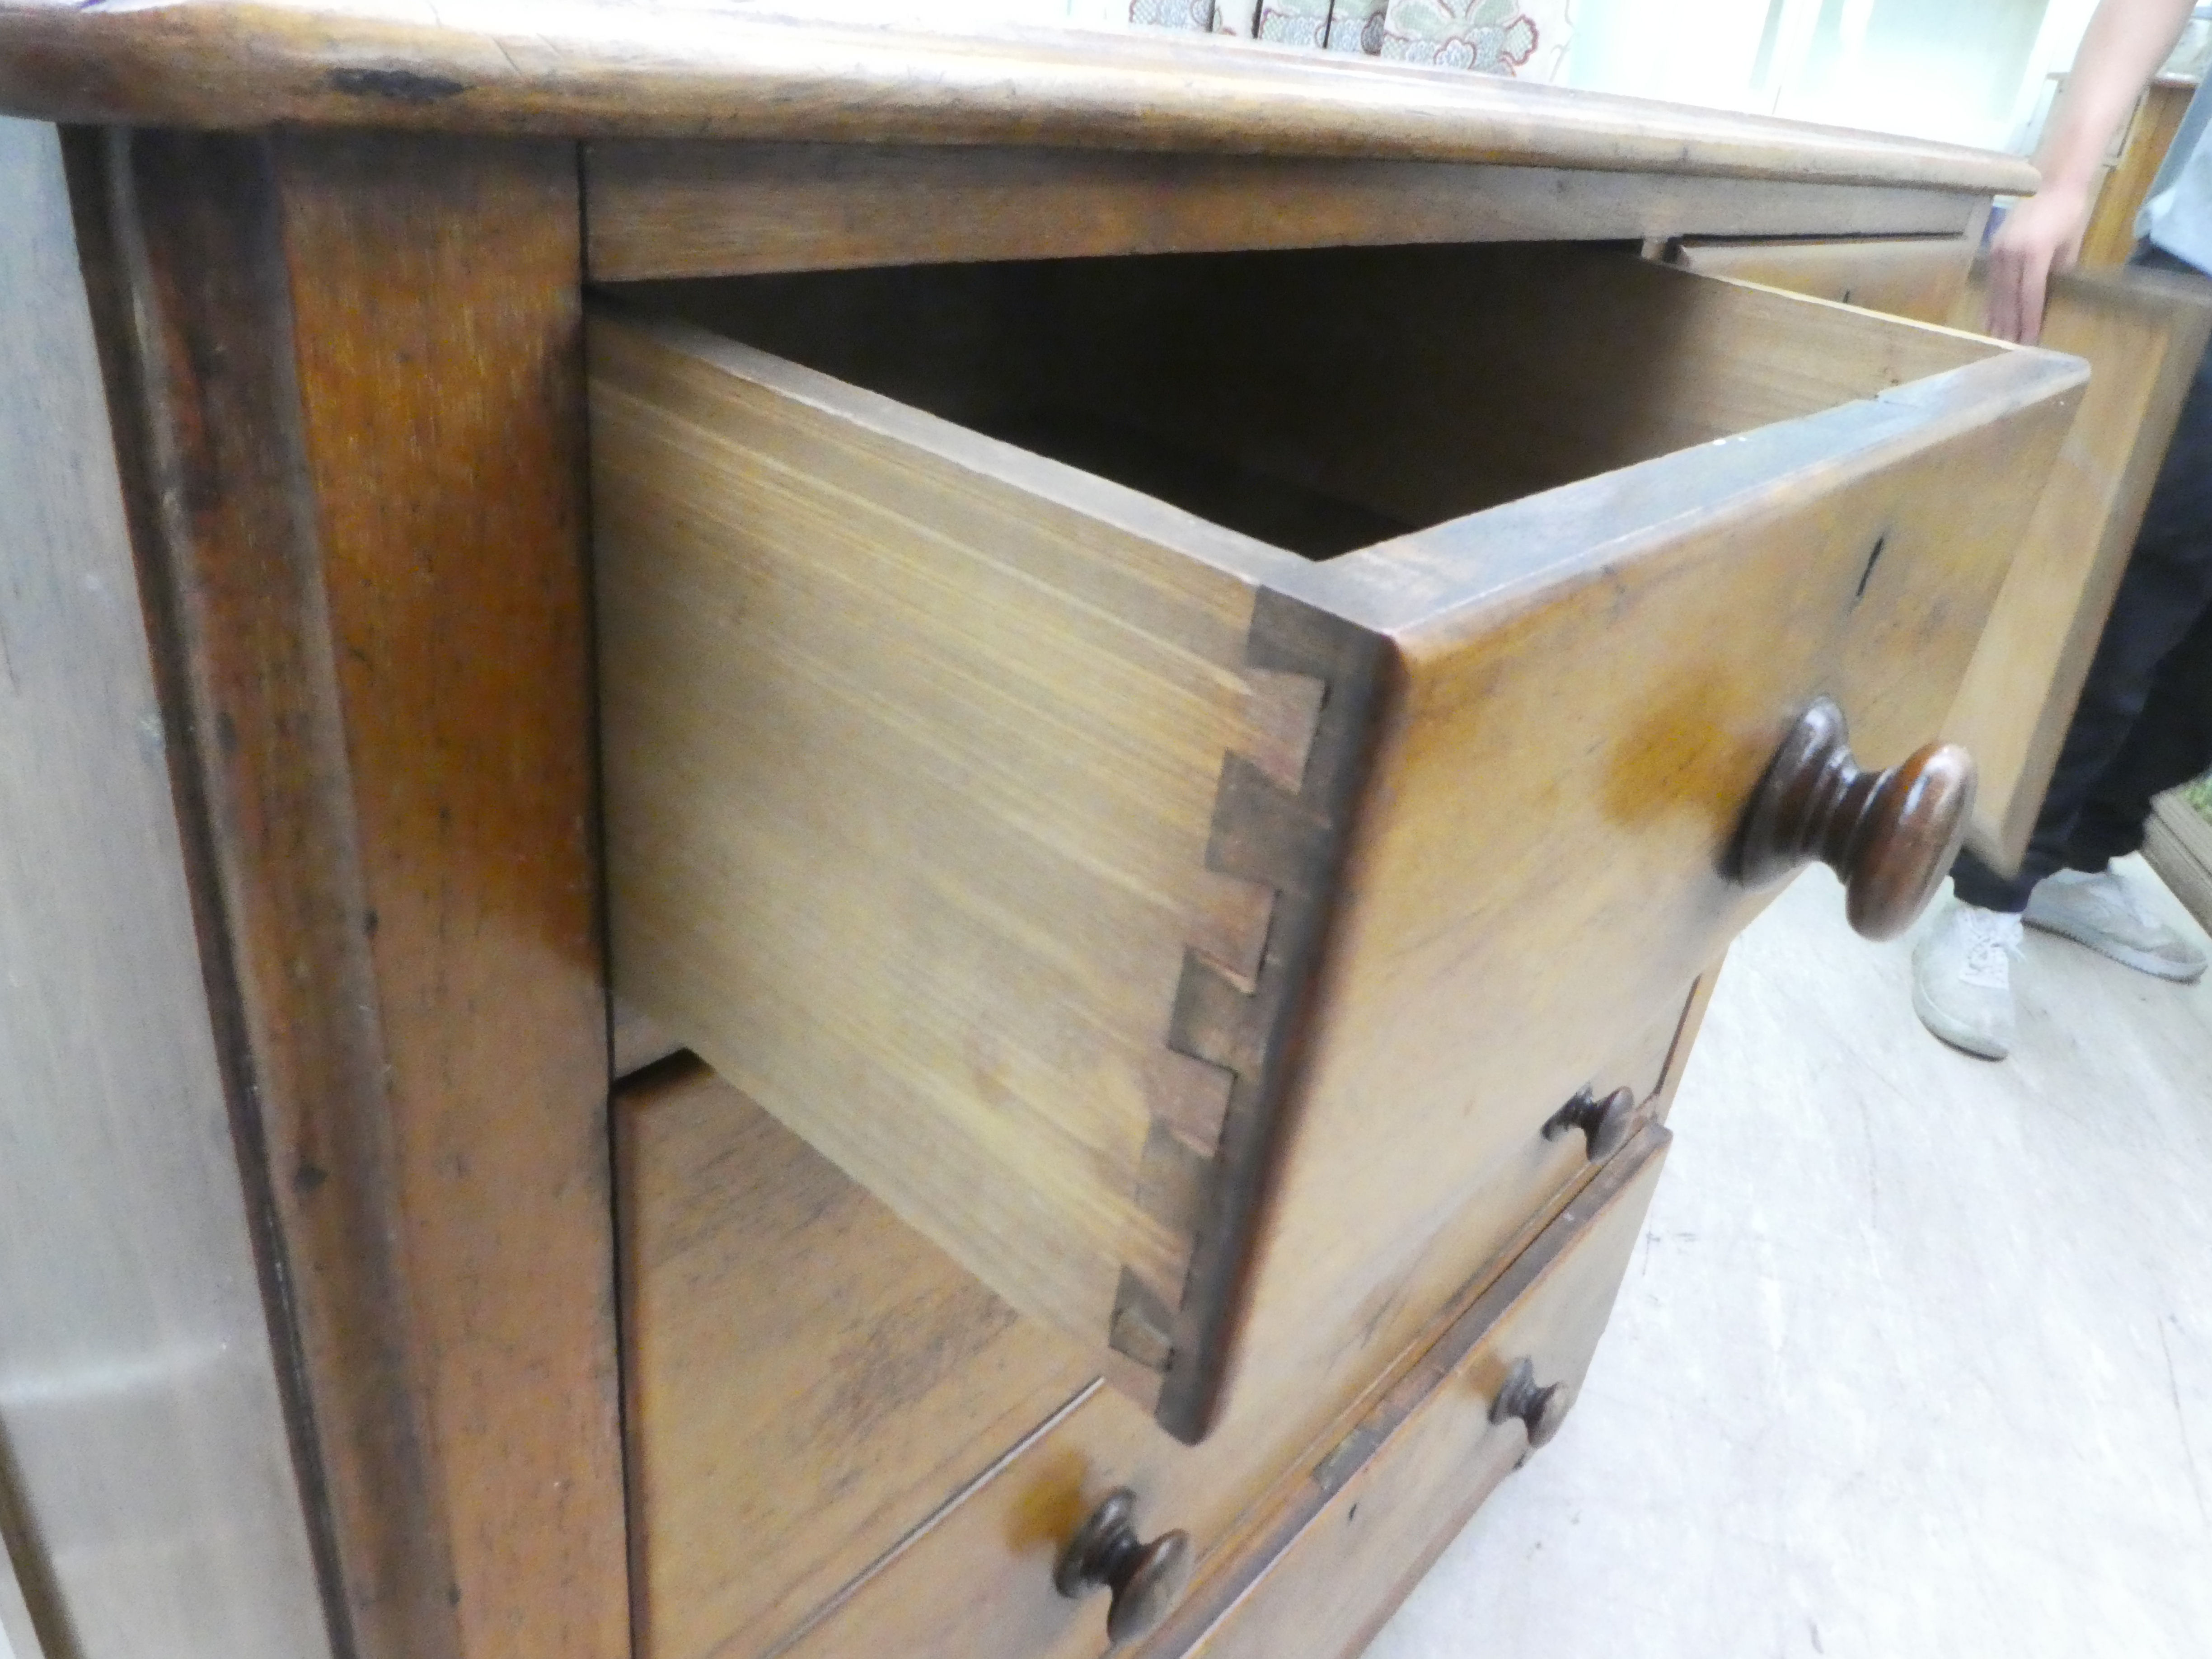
[1133,0,1555,76]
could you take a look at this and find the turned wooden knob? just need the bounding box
[1542,1085,1635,1161]
[1054,1489,1193,1646]
[1490,1357,1573,1449]
[1730,698,1975,942]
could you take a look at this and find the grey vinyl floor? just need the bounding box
[1362,856,2212,1659]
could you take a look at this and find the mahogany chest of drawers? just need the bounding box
[1,9,2182,1658]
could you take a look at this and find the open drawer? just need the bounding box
[590,243,2081,1444]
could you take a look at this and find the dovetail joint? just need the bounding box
[1107,589,1383,1410]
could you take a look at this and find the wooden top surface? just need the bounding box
[0,0,2035,190]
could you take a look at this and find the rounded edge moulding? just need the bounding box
[0,0,2037,193]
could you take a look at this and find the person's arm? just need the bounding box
[1989,0,2196,343]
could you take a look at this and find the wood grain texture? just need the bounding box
[760,1122,1669,1659]
[1147,589,1386,1440]
[596,248,2080,1451]
[272,131,626,1659]
[615,1060,1290,1659]
[1156,1128,1669,1659]
[634,246,2011,550]
[0,0,2036,194]
[1940,265,2212,868]
[1655,248,2212,869]
[80,126,625,1659]
[616,1060,1095,1659]
[611,994,683,1079]
[591,305,1314,1428]
[75,125,451,1659]
[583,141,1987,281]
[0,115,332,1659]
[768,1094,1673,1659]
[1672,233,1979,324]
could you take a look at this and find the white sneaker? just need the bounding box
[1912,902,2024,1060]
[2025,867,2208,983]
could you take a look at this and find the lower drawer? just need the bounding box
[782,1129,1669,1659]
[1162,1127,1669,1659]
[623,1020,1687,1659]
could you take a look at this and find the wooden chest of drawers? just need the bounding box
[0,8,2172,1659]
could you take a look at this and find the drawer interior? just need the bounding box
[619,1056,1417,1659]
[618,1058,1094,1659]
[614,240,1994,560]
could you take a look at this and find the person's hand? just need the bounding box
[1985,181,2095,344]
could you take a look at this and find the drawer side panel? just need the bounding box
[592,314,1337,1406]
[1672,233,1978,324]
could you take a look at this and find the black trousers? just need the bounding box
[1953,246,2212,913]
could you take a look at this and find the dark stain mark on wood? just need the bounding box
[328,68,471,103]
[1855,534,1886,602]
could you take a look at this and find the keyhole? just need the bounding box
[1855,535,1887,602]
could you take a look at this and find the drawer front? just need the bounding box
[1668,247,2212,869]
[782,1127,1670,1659]
[1672,234,1976,323]
[1221,259,2076,1453]
[1166,1127,1670,1659]
[593,242,2082,1448]
[622,1031,1687,1659]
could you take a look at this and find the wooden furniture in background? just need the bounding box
[2146,792,2212,932]
[2081,73,2198,269]
[0,8,2075,1659]
[1943,264,2212,866]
